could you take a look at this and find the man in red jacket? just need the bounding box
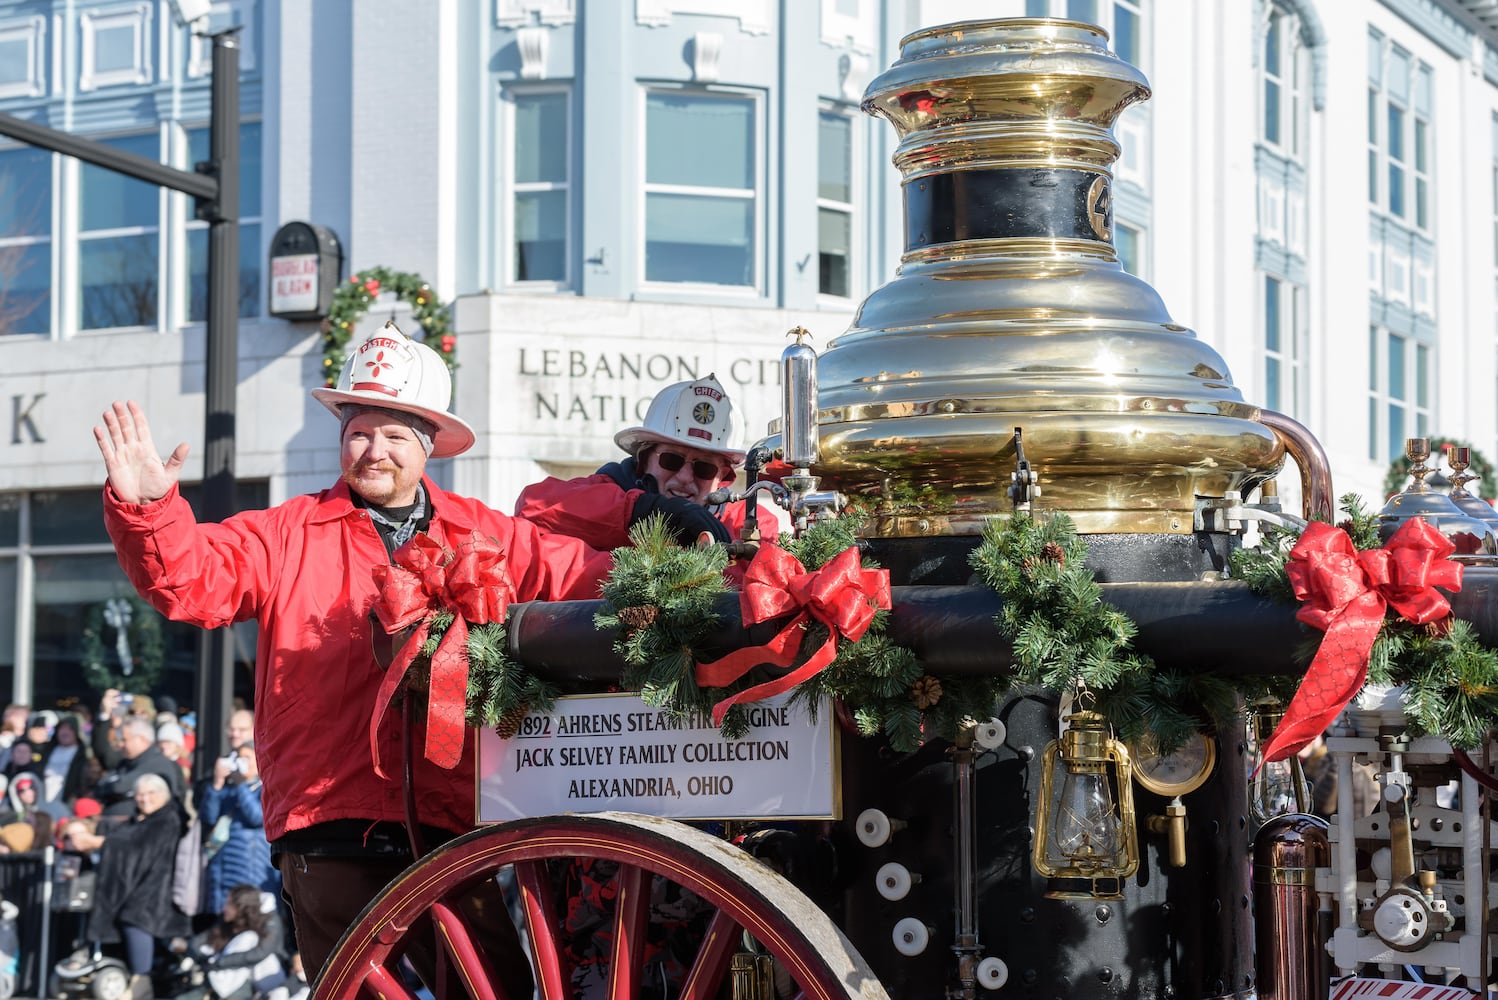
[94,322,609,991]
[515,373,778,551]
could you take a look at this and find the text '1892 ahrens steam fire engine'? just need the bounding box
[312,18,1498,1000]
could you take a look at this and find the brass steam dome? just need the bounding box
[812,19,1285,536]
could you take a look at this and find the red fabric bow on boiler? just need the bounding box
[1258,518,1462,766]
[695,543,891,725]
[368,531,515,776]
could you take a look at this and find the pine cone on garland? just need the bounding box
[911,675,943,710]
[1041,541,1066,565]
[493,703,530,740]
[617,605,659,632]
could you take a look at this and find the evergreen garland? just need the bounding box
[80,595,165,695]
[968,512,1235,750]
[1229,494,1498,749]
[321,267,456,386]
[597,515,983,751]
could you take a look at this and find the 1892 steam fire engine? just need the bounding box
[312,18,1498,1000]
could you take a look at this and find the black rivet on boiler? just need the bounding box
[1022,969,1038,985]
[1211,820,1221,835]
[1020,907,1036,923]
[1020,745,1035,760]
[1098,968,1114,984]
[1213,978,1224,994]
[1160,902,1171,916]
[1094,905,1111,924]
[1212,899,1222,914]
[1241,895,1250,909]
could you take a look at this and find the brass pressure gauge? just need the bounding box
[1130,733,1217,797]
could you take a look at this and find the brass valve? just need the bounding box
[1146,799,1189,868]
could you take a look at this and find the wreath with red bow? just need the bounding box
[1231,495,1498,753]
[321,267,457,387]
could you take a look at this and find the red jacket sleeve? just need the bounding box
[513,474,640,551]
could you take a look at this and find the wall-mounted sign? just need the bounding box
[267,221,342,320]
[477,692,839,822]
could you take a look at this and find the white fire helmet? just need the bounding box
[310,321,476,458]
[614,374,747,467]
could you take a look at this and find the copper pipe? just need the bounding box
[1259,409,1334,523]
[1253,815,1330,1000]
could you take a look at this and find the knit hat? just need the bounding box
[73,798,103,819]
[157,722,185,745]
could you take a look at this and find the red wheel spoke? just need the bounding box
[677,909,740,1000]
[314,815,884,1000]
[606,864,651,1000]
[359,962,421,1000]
[514,859,569,1000]
[430,900,505,1000]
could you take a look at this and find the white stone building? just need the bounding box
[2,0,1497,709]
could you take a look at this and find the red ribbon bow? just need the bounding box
[368,531,515,776]
[694,544,891,725]
[1259,518,1462,766]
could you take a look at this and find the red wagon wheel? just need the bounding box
[314,811,888,1000]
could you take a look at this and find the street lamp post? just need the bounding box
[0,28,241,778]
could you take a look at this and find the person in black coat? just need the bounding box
[39,714,93,813]
[82,773,190,999]
[92,716,186,821]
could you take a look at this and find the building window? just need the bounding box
[0,482,266,708]
[1368,34,1432,231]
[79,133,160,330]
[0,145,52,335]
[1261,8,1304,157]
[1263,275,1306,418]
[1491,112,1498,265]
[509,89,570,285]
[1027,0,1141,65]
[643,89,758,288]
[1368,327,1430,462]
[818,110,853,298]
[1116,222,1143,276]
[187,122,263,320]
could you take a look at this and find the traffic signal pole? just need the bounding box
[0,30,241,778]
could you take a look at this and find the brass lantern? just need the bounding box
[1032,710,1139,899]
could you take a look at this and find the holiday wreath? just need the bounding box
[80,594,165,695]
[321,267,457,386]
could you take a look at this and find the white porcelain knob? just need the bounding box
[875,862,915,900]
[856,808,894,847]
[977,957,1009,990]
[892,917,930,956]
[974,719,1007,750]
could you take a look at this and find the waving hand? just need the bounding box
[93,401,190,504]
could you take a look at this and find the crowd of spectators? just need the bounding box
[0,693,295,1000]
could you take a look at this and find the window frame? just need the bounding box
[1260,5,1306,160]
[183,119,264,324]
[816,103,857,303]
[1367,326,1432,462]
[76,129,165,334]
[637,83,765,296]
[1368,33,1433,234]
[0,143,56,338]
[502,83,573,291]
[1262,274,1307,420]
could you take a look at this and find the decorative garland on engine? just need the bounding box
[968,512,1246,750]
[1230,494,1498,750]
[1383,437,1495,501]
[594,515,1007,751]
[321,267,457,386]
[80,595,165,695]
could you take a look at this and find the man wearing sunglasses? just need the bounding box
[516,374,778,552]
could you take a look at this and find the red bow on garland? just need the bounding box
[695,544,891,725]
[1258,518,1462,766]
[368,531,515,776]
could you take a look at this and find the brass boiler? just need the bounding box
[815,18,1285,536]
[818,20,1272,1000]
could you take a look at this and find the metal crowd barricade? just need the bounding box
[0,846,52,998]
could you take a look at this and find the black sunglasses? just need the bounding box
[655,450,725,482]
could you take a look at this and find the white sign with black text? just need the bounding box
[477,692,838,822]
